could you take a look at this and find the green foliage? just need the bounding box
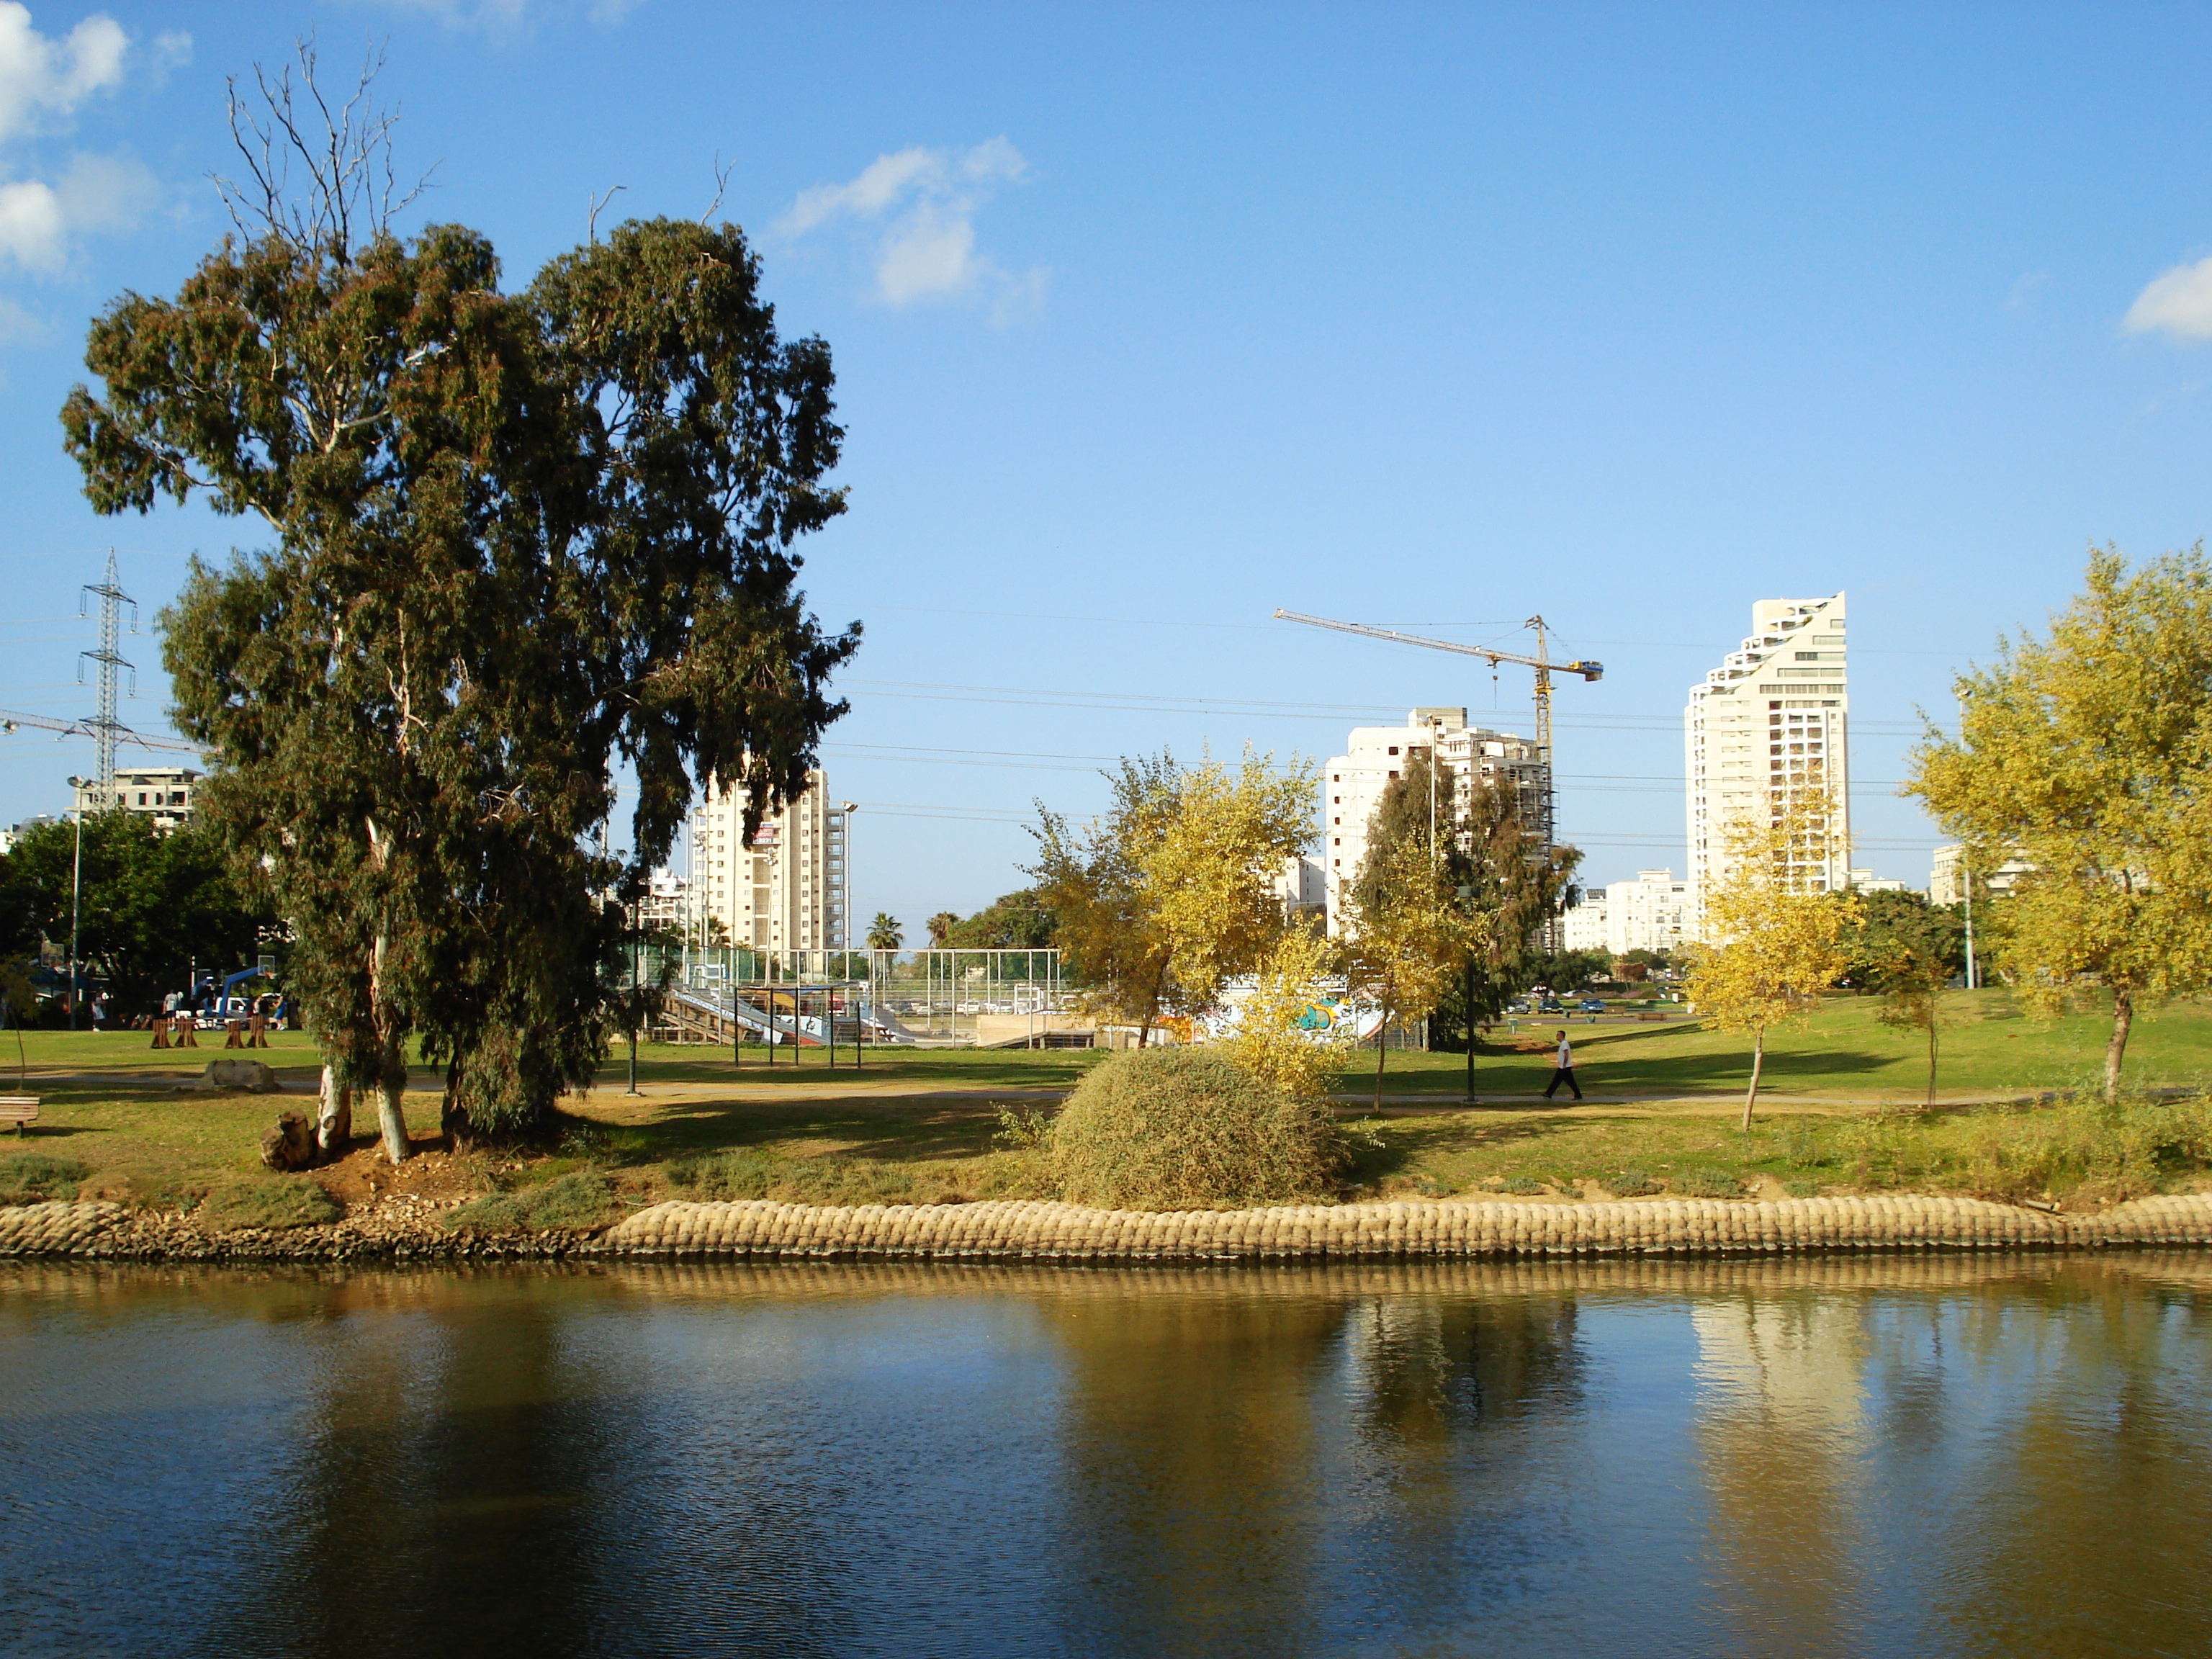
[1846,890,1966,986]
[0,811,272,1013]
[63,71,855,1144]
[0,1153,91,1205]
[662,1148,1006,1206]
[194,1175,342,1231]
[446,1169,615,1231]
[942,889,1057,948]
[1527,948,1611,991]
[1671,1166,1743,1198]
[1606,1169,1658,1197]
[991,1104,1056,1150]
[865,912,904,951]
[1049,1046,1345,1208]
[1959,1096,2212,1204]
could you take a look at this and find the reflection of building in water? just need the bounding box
[1690,1296,1871,1653]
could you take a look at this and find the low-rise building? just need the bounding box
[1846,868,1910,894]
[1929,845,2031,905]
[72,767,201,831]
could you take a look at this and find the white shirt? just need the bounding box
[1555,1036,1573,1068]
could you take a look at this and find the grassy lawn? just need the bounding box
[1356,987,2212,1101]
[4,986,2210,1223]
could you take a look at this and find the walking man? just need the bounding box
[1543,1028,1583,1100]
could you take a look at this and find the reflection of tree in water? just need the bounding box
[1346,1294,1584,1448]
[208,1274,858,1659]
[1336,1293,1587,1630]
[1048,1290,1349,1657]
[1927,1267,2212,1657]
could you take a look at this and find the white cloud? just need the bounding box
[0,3,127,143]
[2126,255,2212,341]
[0,7,177,279]
[778,138,1043,308]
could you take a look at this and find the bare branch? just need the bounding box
[700,153,732,225]
[207,35,436,261]
[588,184,626,245]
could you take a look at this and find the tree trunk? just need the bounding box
[377,1071,410,1164]
[441,1053,470,1151]
[1740,1028,1766,1133]
[369,930,412,1164]
[2104,989,2134,1105]
[1463,958,1478,1104]
[1373,999,1390,1111]
[315,1063,352,1159]
[1925,1017,1938,1110]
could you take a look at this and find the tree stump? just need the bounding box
[258,1111,314,1171]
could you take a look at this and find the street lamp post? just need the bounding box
[65,777,85,1032]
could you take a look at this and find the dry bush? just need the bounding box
[195,1174,341,1231]
[1049,1046,1344,1210]
[446,1169,615,1232]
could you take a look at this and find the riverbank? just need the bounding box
[8,1189,2212,1263]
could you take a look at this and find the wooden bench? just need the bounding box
[0,1096,37,1135]
[1635,1011,1669,1022]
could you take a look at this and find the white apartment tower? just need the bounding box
[1685,594,1850,924]
[687,770,852,953]
[1562,868,1693,959]
[1323,708,1547,938]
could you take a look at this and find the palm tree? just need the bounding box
[926,911,959,948]
[866,912,904,951]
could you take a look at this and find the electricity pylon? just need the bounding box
[78,550,137,784]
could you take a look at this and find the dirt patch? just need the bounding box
[312,1137,490,1214]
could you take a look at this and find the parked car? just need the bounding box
[1576,998,1606,1015]
[1537,997,1565,1014]
[1506,999,1532,1015]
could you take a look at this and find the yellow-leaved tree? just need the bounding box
[1224,927,1353,1106]
[1910,547,2212,1102]
[1685,791,1861,1130]
[1141,749,1318,1015]
[1346,829,1485,1110]
[1031,749,1314,1043]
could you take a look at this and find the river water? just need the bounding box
[3,1255,2209,1657]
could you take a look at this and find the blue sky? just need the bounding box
[2,1,2211,938]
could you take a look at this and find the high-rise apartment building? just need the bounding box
[687,770,853,953]
[1323,708,1547,938]
[1685,594,1850,925]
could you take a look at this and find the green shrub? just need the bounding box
[446,1169,615,1232]
[664,1148,951,1207]
[1960,1094,2212,1202]
[1049,1046,1344,1209]
[1502,1174,1545,1195]
[1775,1126,1833,1171]
[196,1176,341,1231]
[1607,1169,1659,1197]
[0,1153,90,1205]
[1784,1179,1822,1198]
[1671,1166,1743,1198]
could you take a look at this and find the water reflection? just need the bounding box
[4,1259,2212,1656]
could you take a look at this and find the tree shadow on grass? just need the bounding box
[621,1094,1011,1166]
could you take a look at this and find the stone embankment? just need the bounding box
[6,1190,2212,1262]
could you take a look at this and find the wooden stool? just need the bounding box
[150,1017,171,1050]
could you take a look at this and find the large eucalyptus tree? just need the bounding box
[62,50,856,1159]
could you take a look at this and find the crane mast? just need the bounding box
[1272,608,1601,853]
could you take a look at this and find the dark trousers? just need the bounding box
[1544,1066,1582,1100]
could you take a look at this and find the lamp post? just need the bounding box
[65,777,85,1032]
[839,802,860,1068]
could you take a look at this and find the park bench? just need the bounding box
[0,1096,37,1135]
[1635,1011,1669,1022]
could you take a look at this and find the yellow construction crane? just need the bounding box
[1272,610,1602,853]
